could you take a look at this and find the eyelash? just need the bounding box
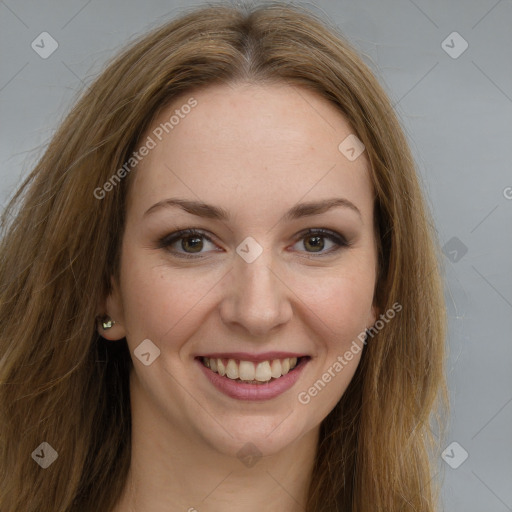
[157,228,349,259]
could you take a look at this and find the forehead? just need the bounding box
[128,82,373,220]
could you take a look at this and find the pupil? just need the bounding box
[183,236,203,253]
[305,235,323,252]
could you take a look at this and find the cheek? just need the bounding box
[293,265,375,339]
[119,250,221,345]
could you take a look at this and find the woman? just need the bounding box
[0,2,448,511]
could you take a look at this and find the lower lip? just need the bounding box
[196,357,310,401]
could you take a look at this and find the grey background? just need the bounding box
[1,0,511,510]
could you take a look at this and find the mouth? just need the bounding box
[195,355,311,385]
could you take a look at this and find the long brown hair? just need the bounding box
[0,2,448,510]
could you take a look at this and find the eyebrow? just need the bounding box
[144,197,362,221]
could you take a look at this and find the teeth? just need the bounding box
[239,360,255,380]
[226,359,238,379]
[270,359,282,378]
[255,361,271,381]
[202,356,301,382]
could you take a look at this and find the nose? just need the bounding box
[218,250,293,337]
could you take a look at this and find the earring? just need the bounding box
[101,316,115,330]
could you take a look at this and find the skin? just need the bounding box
[102,82,379,512]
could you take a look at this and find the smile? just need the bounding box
[200,356,302,383]
[195,355,311,401]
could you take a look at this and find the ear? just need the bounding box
[96,276,126,340]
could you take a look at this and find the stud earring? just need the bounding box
[100,316,116,330]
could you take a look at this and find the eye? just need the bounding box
[157,229,219,259]
[290,228,349,256]
[158,227,349,260]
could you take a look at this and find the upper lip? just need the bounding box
[196,352,309,362]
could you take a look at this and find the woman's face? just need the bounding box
[106,82,378,458]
